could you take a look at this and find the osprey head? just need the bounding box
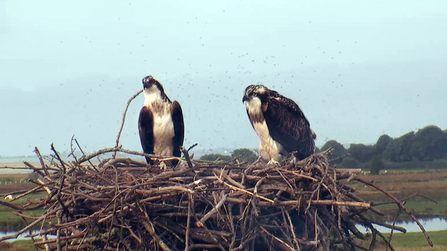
[242,85,269,103]
[142,75,165,94]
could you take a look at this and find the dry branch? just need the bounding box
[113,89,143,158]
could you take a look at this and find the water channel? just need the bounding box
[358,217,447,233]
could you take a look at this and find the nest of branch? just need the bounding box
[0,146,433,251]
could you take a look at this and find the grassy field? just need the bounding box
[0,173,30,179]
[0,173,44,229]
[347,170,447,220]
[357,230,447,251]
[0,196,45,232]
[0,241,34,251]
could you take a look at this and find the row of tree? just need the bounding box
[320,125,447,172]
[199,125,447,173]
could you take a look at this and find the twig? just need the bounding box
[68,135,79,162]
[139,204,173,251]
[196,192,228,227]
[187,143,198,152]
[328,153,350,163]
[387,201,406,251]
[50,144,69,223]
[34,147,50,177]
[260,226,296,251]
[78,147,181,164]
[74,138,97,171]
[283,207,300,251]
[215,174,274,204]
[181,146,194,169]
[185,194,192,251]
[113,89,143,158]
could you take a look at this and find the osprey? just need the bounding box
[242,85,316,162]
[138,76,184,166]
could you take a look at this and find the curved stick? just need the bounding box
[113,89,143,158]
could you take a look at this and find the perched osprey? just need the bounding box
[242,85,316,162]
[138,76,184,166]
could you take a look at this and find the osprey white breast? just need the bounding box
[244,97,283,161]
[138,75,185,166]
[242,84,316,162]
[143,87,175,157]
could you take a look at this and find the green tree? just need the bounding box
[321,140,348,163]
[231,148,258,163]
[200,154,232,161]
[382,131,415,162]
[349,144,377,163]
[375,134,392,155]
[369,155,385,175]
[341,157,359,169]
[409,125,447,161]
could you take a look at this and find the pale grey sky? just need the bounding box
[1,1,446,157]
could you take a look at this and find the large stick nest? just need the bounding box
[0,146,433,251]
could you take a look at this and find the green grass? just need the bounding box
[351,171,447,220]
[391,230,447,246]
[356,230,447,251]
[0,193,45,209]
[0,239,37,251]
[394,247,447,251]
[0,192,46,226]
[0,210,44,224]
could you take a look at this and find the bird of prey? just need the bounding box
[138,76,184,166]
[242,85,316,163]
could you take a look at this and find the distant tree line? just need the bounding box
[199,125,447,173]
[320,125,447,173]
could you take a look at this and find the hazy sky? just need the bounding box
[1,1,447,157]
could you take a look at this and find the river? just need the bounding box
[357,217,447,233]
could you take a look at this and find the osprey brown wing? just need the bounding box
[263,95,315,160]
[138,106,154,164]
[171,101,184,166]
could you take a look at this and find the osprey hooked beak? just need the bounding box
[242,95,250,103]
[142,75,158,89]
